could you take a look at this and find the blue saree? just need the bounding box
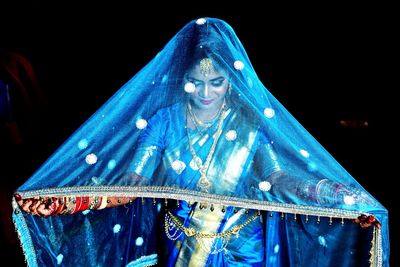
[132,103,270,266]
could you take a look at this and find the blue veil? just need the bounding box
[13,17,389,266]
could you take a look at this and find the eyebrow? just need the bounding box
[187,76,225,82]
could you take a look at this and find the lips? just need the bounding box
[200,99,214,105]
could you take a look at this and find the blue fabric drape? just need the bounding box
[13,17,389,266]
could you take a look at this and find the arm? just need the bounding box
[15,193,136,217]
[15,109,168,217]
[255,132,380,229]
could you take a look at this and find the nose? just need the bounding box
[199,84,209,98]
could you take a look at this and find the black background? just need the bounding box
[0,1,397,266]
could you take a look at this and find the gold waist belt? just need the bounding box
[165,209,259,239]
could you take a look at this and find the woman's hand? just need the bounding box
[14,193,62,217]
[14,193,137,217]
[353,214,381,229]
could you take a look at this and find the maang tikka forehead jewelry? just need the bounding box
[199,58,213,77]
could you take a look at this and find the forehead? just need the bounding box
[187,64,228,80]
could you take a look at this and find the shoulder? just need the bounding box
[151,102,183,118]
[231,104,259,130]
[151,103,182,118]
[229,104,272,143]
[145,102,184,127]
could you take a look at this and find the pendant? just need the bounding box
[184,227,196,237]
[198,175,211,188]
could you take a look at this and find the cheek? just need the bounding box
[191,90,200,98]
[189,92,199,101]
[214,86,228,97]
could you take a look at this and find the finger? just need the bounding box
[360,222,372,229]
[49,202,58,212]
[37,203,54,217]
[30,200,41,213]
[16,199,24,207]
[52,199,61,210]
[21,199,33,213]
[14,193,24,206]
[367,215,376,224]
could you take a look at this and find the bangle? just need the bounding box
[72,196,82,214]
[61,197,76,215]
[79,196,90,212]
[89,196,101,210]
[51,197,66,216]
[97,196,108,210]
[72,196,90,214]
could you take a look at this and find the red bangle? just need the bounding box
[51,197,66,216]
[367,215,376,223]
[72,196,90,213]
[72,196,82,214]
[80,196,90,211]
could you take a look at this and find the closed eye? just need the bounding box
[211,80,224,87]
[187,78,203,87]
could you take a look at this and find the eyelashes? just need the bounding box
[187,79,225,87]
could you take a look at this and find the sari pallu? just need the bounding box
[132,102,271,266]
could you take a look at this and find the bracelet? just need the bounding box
[69,196,90,214]
[72,196,82,214]
[77,196,90,213]
[89,196,102,210]
[51,197,66,216]
[97,196,108,209]
[60,197,76,215]
[59,196,110,214]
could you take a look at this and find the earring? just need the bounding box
[228,83,232,95]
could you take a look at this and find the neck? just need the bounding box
[190,100,225,122]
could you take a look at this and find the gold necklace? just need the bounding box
[187,106,209,134]
[186,102,226,190]
[188,100,224,128]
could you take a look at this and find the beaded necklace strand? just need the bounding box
[186,101,227,190]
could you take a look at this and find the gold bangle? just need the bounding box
[89,196,100,210]
[61,197,76,215]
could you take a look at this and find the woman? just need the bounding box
[14,18,388,266]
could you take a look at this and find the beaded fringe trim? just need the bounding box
[14,186,383,267]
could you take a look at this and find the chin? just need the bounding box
[200,103,218,109]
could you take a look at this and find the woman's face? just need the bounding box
[186,63,229,111]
